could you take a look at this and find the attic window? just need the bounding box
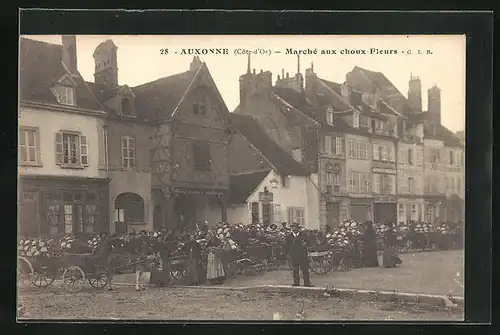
[54,86,75,106]
[353,111,360,128]
[193,102,206,116]
[121,98,134,116]
[326,110,334,126]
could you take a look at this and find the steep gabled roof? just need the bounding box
[131,69,198,121]
[318,79,352,112]
[19,38,103,111]
[229,113,311,177]
[353,66,416,116]
[228,170,271,204]
[425,124,463,147]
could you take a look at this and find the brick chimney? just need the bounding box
[305,62,318,104]
[275,54,304,93]
[62,35,78,75]
[408,73,422,113]
[238,53,272,114]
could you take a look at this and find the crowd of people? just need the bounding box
[20,218,460,290]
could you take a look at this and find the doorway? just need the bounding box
[326,202,340,229]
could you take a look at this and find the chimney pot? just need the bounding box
[253,69,256,74]
[286,72,289,78]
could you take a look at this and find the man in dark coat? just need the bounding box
[285,222,312,287]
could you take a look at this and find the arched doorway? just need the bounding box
[114,192,144,234]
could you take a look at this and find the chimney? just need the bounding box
[62,35,78,74]
[190,56,203,72]
[428,84,441,126]
[305,62,318,103]
[408,74,422,113]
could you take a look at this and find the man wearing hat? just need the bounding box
[285,222,313,287]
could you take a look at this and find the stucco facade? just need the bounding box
[208,170,320,230]
[345,133,373,222]
[397,141,425,223]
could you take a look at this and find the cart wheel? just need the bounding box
[31,264,56,288]
[88,268,110,289]
[63,266,86,292]
[18,256,34,286]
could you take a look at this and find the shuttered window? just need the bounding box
[55,132,88,167]
[193,140,211,171]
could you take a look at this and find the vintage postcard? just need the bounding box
[18,34,465,321]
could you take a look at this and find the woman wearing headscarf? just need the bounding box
[360,221,379,267]
[205,231,226,285]
[382,222,403,268]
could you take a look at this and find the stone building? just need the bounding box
[224,113,319,229]
[19,37,110,236]
[86,39,154,234]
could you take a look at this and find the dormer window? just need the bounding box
[121,98,134,116]
[54,86,75,105]
[326,109,334,126]
[353,111,360,128]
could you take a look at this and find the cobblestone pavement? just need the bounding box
[224,250,464,296]
[17,286,463,321]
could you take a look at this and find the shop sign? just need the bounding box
[259,187,273,203]
[173,188,223,195]
[372,167,397,174]
[350,199,372,206]
[374,196,397,203]
[349,193,372,199]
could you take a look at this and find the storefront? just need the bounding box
[373,195,397,224]
[424,196,446,224]
[349,198,373,223]
[18,176,110,237]
[443,194,465,223]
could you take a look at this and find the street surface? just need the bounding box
[18,286,463,321]
[227,250,464,296]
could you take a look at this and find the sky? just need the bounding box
[22,35,465,132]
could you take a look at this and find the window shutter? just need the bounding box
[382,145,388,161]
[121,137,128,167]
[129,138,135,167]
[80,135,88,166]
[98,128,105,169]
[324,136,332,154]
[55,132,63,165]
[373,144,379,160]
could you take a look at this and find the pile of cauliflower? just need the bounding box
[18,237,53,258]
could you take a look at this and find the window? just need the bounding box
[273,204,282,224]
[326,171,334,186]
[54,86,75,105]
[47,205,61,227]
[121,136,136,168]
[436,149,441,163]
[408,148,413,165]
[193,102,207,116]
[288,207,305,226]
[449,150,454,165]
[103,127,109,169]
[335,137,343,155]
[408,177,414,194]
[373,174,381,193]
[64,205,73,234]
[193,140,211,171]
[55,132,88,167]
[121,98,134,116]
[282,175,291,188]
[251,202,259,224]
[353,112,360,128]
[349,172,355,192]
[19,128,39,165]
[333,169,340,192]
[326,111,334,125]
[373,144,380,160]
[387,146,394,161]
[324,136,332,154]
[381,145,388,161]
[377,145,383,161]
[85,205,98,233]
[348,140,355,157]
